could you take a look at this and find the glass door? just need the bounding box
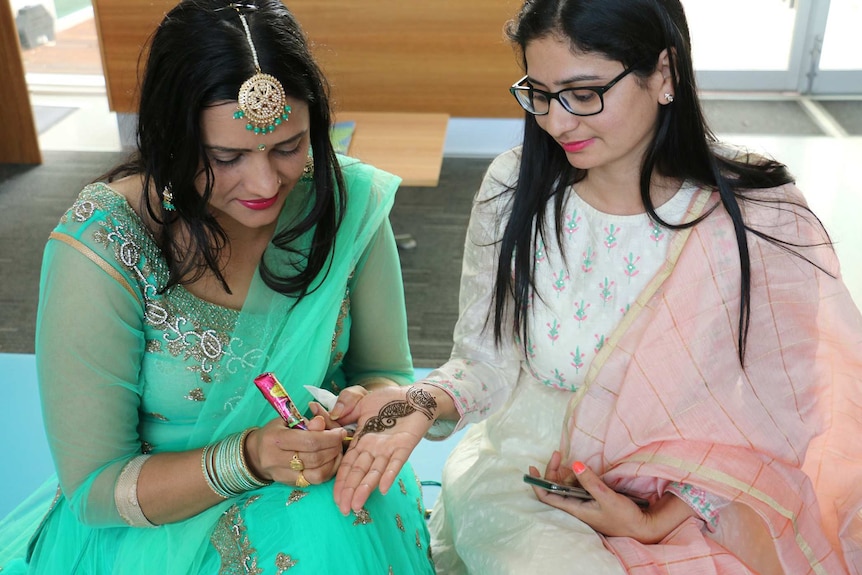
[808,0,862,93]
[683,0,806,92]
[682,0,861,95]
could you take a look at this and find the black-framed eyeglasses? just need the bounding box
[509,65,637,117]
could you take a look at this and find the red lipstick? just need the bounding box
[238,196,278,210]
[561,139,594,153]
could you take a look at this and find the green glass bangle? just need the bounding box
[201,428,272,499]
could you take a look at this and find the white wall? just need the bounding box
[444,118,525,158]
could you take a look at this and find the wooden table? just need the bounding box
[1,0,41,164]
[334,112,449,187]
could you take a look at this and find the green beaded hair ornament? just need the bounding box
[232,7,291,135]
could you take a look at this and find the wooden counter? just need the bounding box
[89,0,493,185]
[290,0,523,117]
[91,0,523,118]
[0,0,41,164]
[336,112,449,187]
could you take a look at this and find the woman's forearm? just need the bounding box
[136,449,226,525]
[635,491,699,544]
[412,382,460,423]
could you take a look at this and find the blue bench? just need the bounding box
[0,354,54,519]
[0,356,461,519]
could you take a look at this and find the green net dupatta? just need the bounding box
[188,157,402,448]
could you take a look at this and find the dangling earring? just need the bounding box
[300,156,314,182]
[162,186,176,211]
[664,92,675,103]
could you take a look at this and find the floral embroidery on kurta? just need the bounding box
[522,184,694,393]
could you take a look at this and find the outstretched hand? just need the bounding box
[331,385,438,515]
[528,451,694,544]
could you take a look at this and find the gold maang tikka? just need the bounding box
[231,6,291,135]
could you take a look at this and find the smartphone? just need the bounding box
[523,474,649,508]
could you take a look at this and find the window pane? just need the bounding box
[683,0,797,71]
[820,0,862,70]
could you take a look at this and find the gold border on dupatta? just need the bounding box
[48,231,141,304]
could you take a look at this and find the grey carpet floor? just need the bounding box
[393,159,486,366]
[0,151,483,368]
[0,151,128,355]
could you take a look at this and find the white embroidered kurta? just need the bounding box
[424,147,695,574]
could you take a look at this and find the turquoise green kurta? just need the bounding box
[0,157,433,574]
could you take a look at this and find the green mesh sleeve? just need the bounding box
[36,236,146,526]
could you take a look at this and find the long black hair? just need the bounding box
[99,0,346,299]
[495,0,827,364]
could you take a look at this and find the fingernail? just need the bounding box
[572,461,586,475]
[330,403,344,419]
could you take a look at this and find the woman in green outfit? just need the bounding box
[0,1,433,573]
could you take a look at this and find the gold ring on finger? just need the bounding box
[290,454,304,472]
[295,471,310,488]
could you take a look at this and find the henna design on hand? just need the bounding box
[406,386,437,420]
[354,386,438,442]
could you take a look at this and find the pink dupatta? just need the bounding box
[563,186,862,574]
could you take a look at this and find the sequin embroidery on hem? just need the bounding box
[352,507,372,526]
[211,505,263,575]
[275,553,298,573]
